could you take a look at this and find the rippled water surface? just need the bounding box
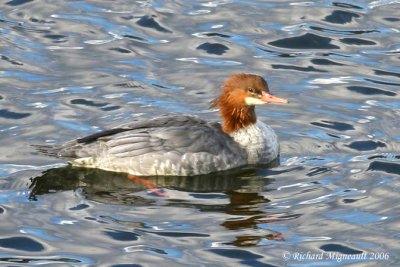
[1,0,400,266]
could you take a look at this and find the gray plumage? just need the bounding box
[40,115,269,176]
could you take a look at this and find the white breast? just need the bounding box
[229,121,279,164]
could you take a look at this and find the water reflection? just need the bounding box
[29,165,272,201]
[2,0,400,264]
[29,163,289,246]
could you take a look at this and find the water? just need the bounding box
[1,0,400,266]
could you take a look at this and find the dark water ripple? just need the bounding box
[269,33,340,50]
[1,0,400,266]
[324,10,361,24]
[0,237,44,252]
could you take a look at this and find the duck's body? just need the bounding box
[40,74,287,176]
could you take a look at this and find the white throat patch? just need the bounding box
[245,97,266,105]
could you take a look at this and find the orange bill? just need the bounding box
[260,91,288,104]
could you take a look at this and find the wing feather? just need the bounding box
[51,115,245,163]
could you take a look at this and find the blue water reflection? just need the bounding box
[1,0,399,266]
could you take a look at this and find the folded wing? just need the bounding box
[44,115,247,176]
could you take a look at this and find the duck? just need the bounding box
[39,73,288,176]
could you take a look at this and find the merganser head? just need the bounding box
[211,73,288,133]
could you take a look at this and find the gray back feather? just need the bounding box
[51,115,245,160]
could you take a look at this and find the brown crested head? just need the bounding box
[211,73,288,133]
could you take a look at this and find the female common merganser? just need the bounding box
[40,73,288,176]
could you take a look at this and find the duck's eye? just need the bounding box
[247,87,256,94]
